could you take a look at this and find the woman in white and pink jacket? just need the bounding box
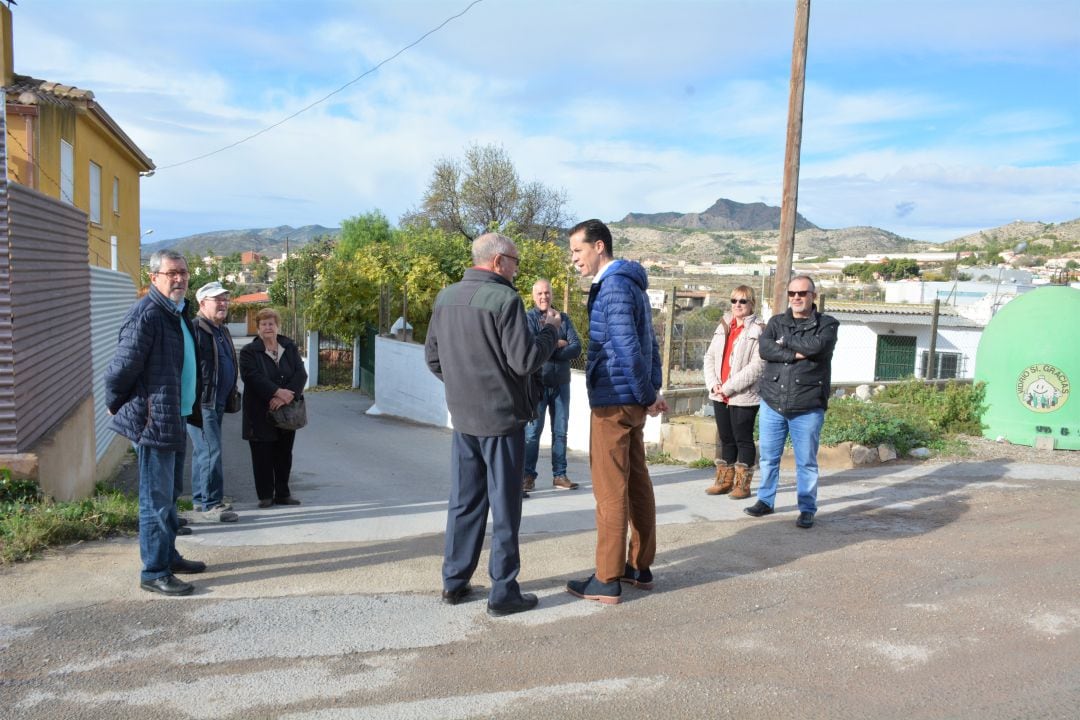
[702,285,765,499]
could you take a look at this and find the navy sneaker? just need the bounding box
[619,563,654,590]
[566,574,622,605]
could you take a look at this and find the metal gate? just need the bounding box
[875,334,917,380]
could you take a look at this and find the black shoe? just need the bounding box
[274,496,302,506]
[170,557,206,574]
[176,526,193,536]
[796,511,815,529]
[487,593,539,617]
[566,574,622,605]
[441,584,473,605]
[140,575,194,596]
[743,500,774,518]
[619,563,654,590]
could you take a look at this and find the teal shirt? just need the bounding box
[179,305,197,417]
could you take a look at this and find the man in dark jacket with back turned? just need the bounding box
[425,232,560,617]
[744,274,839,529]
[105,250,207,596]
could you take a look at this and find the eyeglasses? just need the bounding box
[730,298,750,305]
[787,290,812,298]
[155,270,190,280]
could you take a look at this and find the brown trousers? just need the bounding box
[589,405,657,583]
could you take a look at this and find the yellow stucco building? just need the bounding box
[2,5,154,286]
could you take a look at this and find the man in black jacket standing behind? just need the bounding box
[425,233,560,616]
[744,275,839,529]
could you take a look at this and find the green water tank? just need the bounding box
[974,285,1079,450]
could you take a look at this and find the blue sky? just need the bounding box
[13,0,1080,242]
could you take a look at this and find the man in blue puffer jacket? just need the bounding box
[105,250,206,597]
[565,219,668,605]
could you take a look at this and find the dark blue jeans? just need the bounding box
[524,383,570,479]
[443,429,525,605]
[187,406,225,510]
[137,445,185,582]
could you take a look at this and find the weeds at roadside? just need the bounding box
[0,477,139,565]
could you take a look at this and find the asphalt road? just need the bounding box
[1,391,1078,719]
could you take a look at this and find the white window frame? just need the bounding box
[89,161,102,224]
[60,139,74,204]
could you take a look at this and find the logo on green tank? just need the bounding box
[1016,363,1070,413]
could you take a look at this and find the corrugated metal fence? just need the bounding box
[90,266,136,460]
[2,183,93,452]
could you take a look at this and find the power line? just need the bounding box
[156,0,485,172]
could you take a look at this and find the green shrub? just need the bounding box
[821,397,932,455]
[874,379,987,435]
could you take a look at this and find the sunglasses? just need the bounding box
[787,290,812,298]
[730,298,750,305]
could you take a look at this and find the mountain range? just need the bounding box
[144,199,1078,264]
[141,224,338,260]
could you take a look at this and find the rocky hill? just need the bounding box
[945,218,1080,249]
[142,224,339,260]
[620,198,818,232]
[610,222,932,264]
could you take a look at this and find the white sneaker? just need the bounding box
[202,505,239,523]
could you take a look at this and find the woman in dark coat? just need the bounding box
[239,308,307,507]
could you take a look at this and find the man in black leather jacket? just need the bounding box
[744,275,839,529]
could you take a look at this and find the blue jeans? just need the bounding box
[443,429,526,605]
[756,403,825,513]
[187,406,225,510]
[524,383,570,479]
[137,445,185,582]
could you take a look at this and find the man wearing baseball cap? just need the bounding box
[188,281,241,522]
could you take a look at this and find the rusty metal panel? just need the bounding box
[90,265,136,460]
[7,182,92,451]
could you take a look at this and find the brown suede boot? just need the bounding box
[729,463,753,500]
[706,461,735,495]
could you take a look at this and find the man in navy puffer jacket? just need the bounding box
[565,219,668,605]
[105,250,206,596]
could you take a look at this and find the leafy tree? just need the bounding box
[404,143,568,243]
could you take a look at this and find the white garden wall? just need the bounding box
[368,336,660,449]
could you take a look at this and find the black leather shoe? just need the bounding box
[140,575,194,596]
[170,558,207,574]
[441,584,473,605]
[176,526,193,536]
[796,511,815,529]
[743,500,774,517]
[487,593,539,617]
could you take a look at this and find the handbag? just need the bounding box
[270,395,307,430]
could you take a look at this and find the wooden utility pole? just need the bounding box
[925,299,940,380]
[771,0,811,316]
